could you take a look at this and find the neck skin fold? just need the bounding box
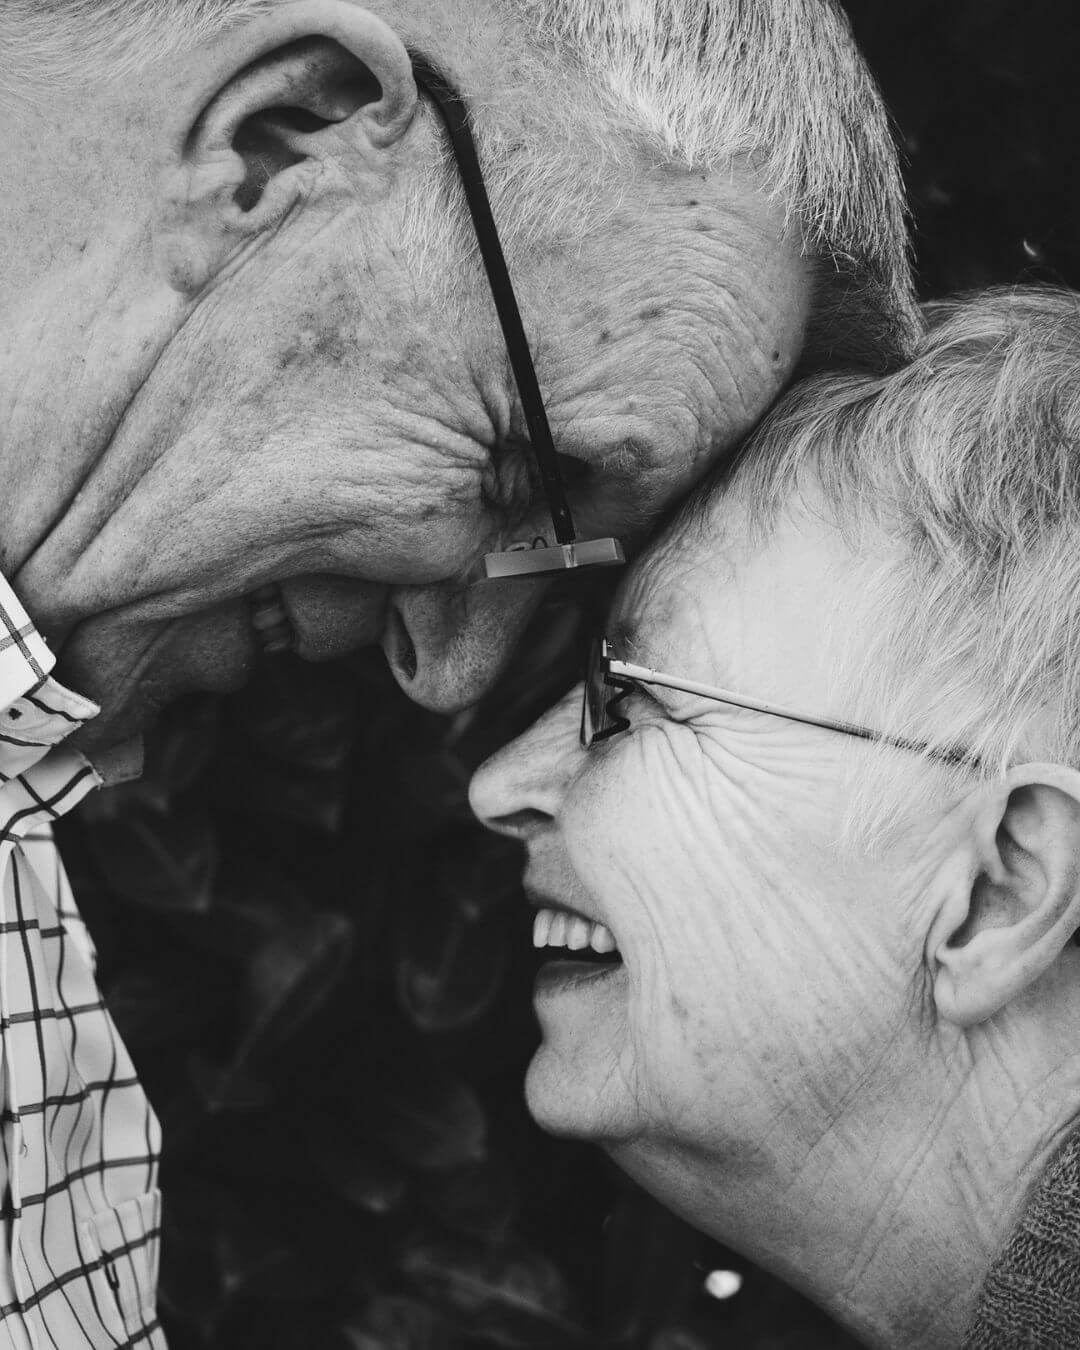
[608,1006,1080,1349]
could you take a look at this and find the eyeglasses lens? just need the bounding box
[581,638,624,748]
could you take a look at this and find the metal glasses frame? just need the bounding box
[409,55,626,582]
[581,637,977,766]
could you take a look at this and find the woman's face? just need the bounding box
[470,496,936,1195]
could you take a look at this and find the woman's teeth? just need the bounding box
[251,585,292,655]
[533,908,618,955]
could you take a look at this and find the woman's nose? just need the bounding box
[469,689,583,839]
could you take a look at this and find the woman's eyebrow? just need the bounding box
[608,618,640,657]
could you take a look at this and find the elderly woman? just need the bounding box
[471,287,1080,1350]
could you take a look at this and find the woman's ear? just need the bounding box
[931,764,1080,1026]
[157,0,417,293]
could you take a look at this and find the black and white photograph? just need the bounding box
[2,2,1080,1347]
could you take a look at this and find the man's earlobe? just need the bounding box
[158,0,416,294]
[932,766,1080,1026]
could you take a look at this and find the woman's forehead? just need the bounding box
[608,496,754,645]
[608,502,862,696]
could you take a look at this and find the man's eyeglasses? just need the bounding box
[410,55,626,582]
[581,637,977,766]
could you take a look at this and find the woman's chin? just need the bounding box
[524,969,635,1143]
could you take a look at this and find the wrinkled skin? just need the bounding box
[0,0,808,753]
[472,506,943,1177]
[470,491,1080,1349]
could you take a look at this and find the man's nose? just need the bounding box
[384,580,546,712]
[468,690,583,839]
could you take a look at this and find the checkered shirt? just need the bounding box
[0,572,164,1350]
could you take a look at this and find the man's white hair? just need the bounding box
[5,0,918,366]
[534,0,916,365]
[3,1,274,80]
[724,286,1080,841]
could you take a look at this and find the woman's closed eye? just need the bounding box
[623,680,675,722]
[631,681,735,730]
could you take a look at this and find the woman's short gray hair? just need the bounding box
[727,286,1080,837]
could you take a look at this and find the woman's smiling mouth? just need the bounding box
[532,907,620,958]
[531,904,624,993]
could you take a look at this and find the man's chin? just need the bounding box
[56,603,259,757]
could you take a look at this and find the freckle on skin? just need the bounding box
[670,994,690,1022]
[639,306,663,321]
[773,350,782,363]
[598,329,611,345]
[314,330,348,363]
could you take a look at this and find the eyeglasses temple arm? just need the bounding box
[409,54,577,546]
[608,657,977,768]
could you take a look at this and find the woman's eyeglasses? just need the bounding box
[410,55,626,582]
[581,637,977,766]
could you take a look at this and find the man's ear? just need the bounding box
[158,0,417,294]
[931,764,1080,1026]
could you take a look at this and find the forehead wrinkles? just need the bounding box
[611,520,736,662]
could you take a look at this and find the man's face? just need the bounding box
[0,17,808,750]
[470,494,947,1205]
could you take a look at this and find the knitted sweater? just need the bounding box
[962,1122,1080,1348]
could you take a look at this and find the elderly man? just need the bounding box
[0,0,912,1344]
[472,286,1080,1349]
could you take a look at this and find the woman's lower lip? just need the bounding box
[534,959,625,996]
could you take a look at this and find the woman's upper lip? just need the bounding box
[524,885,605,929]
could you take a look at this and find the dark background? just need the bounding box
[57,3,1080,1347]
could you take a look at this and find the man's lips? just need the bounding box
[271,575,389,662]
[251,585,292,654]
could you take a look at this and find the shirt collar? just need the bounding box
[0,568,102,779]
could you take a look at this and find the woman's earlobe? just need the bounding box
[932,768,1080,1026]
[155,1,416,295]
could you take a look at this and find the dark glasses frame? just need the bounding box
[581,637,978,767]
[409,55,626,582]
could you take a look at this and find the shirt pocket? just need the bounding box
[79,1190,162,1332]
